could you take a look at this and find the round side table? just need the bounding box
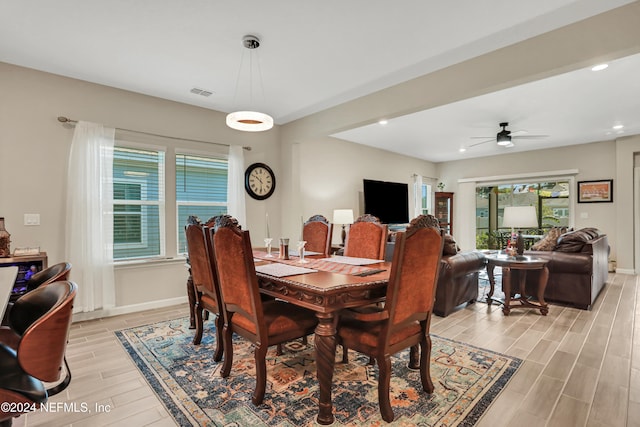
[485,252,549,316]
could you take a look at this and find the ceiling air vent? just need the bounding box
[190,87,213,97]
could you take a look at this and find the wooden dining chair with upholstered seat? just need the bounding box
[303,214,333,256]
[185,217,224,362]
[210,215,318,405]
[336,214,444,422]
[344,214,388,260]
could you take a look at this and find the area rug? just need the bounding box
[116,317,521,426]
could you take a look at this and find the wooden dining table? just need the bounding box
[253,251,391,425]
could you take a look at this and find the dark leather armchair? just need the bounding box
[185,218,224,362]
[211,215,318,405]
[337,215,444,422]
[303,214,333,256]
[344,214,388,260]
[0,281,77,426]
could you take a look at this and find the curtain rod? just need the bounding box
[57,116,251,151]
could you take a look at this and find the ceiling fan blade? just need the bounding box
[468,138,495,147]
[470,136,494,139]
[512,134,550,139]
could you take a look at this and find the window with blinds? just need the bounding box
[113,147,165,260]
[176,153,228,254]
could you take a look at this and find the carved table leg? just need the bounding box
[187,273,196,329]
[486,263,496,304]
[315,312,337,425]
[538,265,549,315]
[502,267,512,315]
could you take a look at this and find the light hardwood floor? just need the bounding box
[14,271,639,426]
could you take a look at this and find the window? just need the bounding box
[176,153,228,254]
[113,147,165,260]
[475,180,571,249]
[420,183,432,216]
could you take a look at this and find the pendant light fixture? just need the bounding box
[226,35,274,132]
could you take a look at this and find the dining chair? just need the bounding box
[344,214,388,260]
[303,214,333,256]
[0,281,77,426]
[185,217,224,362]
[336,214,444,422]
[211,215,318,405]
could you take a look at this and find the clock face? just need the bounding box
[245,163,276,200]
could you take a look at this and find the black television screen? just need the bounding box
[363,179,409,224]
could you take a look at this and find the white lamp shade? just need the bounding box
[333,209,354,225]
[502,206,538,228]
[226,111,274,132]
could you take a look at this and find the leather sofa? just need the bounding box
[523,227,609,310]
[385,235,487,317]
[434,251,486,317]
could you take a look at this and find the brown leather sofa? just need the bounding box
[524,227,609,310]
[386,235,486,317]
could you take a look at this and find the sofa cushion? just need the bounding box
[443,234,459,255]
[531,227,565,251]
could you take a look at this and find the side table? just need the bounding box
[485,253,549,316]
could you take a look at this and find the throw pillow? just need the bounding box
[443,234,459,255]
[530,227,563,251]
[555,227,600,252]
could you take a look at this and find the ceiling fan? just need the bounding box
[470,122,549,148]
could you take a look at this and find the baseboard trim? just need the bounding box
[616,268,635,275]
[72,296,188,323]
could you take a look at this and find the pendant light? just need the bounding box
[226,35,274,132]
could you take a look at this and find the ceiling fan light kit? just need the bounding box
[226,35,274,132]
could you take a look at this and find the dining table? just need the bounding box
[252,250,391,425]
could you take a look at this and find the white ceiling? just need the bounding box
[1,0,639,162]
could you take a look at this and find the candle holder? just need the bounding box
[264,238,274,257]
[297,241,308,263]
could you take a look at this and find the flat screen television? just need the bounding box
[363,179,409,224]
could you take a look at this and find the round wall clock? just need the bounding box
[244,162,276,200]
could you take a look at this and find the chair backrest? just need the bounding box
[344,214,388,260]
[185,217,222,313]
[384,215,443,335]
[26,261,72,292]
[303,214,333,256]
[211,215,265,340]
[14,281,77,382]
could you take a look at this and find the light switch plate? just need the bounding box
[24,213,40,226]
[580,212,589,219]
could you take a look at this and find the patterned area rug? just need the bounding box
[116,318,521,426]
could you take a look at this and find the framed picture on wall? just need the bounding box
[577,179,613,203]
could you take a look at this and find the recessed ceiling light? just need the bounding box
[591,63,608,71]
[459,147,466,153]
[378,119,388,125]
[613,124,624,130]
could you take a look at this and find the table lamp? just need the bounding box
[502,206,538,256]
[332,209,354,247]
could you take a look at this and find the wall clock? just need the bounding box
[244,162,276,200]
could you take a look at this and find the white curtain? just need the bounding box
[413,174,423,219]
[65,121,115,313]
[227,145,246,227]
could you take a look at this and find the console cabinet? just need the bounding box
[435,192,454,235]
[0,252,48,302]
